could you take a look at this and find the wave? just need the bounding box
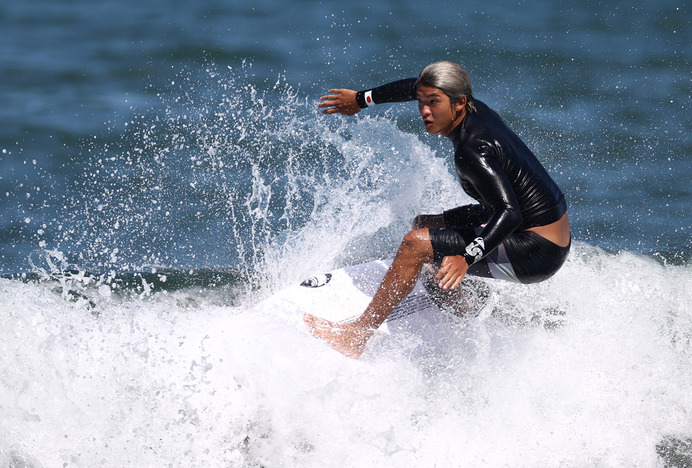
[1,242,691,465]
[3,62,691,466]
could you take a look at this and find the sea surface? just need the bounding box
[1,0,691,466]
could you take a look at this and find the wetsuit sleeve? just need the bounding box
[443,204,491,229]
[355,78,417,108]
[460,149,523,266]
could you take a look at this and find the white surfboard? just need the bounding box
[264,259,493,329]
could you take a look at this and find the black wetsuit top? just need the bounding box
[357,78,567,266]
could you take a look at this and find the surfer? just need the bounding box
[304,61,571,358]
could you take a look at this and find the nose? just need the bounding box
[419,104,431,117]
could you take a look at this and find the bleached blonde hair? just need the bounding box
[416,61,476,113]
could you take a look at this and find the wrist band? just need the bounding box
[463,237,485,265]
[364,90,375,107]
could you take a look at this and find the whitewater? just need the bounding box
[1,66,691,466]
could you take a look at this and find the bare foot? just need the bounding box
[303,313,373,358]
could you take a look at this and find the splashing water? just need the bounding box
[1,64,691,466]
[36,62,466,300]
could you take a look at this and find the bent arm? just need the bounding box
[434,158,522,290]
[460,153,523,266]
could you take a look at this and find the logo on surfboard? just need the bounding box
[300,273,332,288]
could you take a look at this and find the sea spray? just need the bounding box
[45,63,469,301]
[2,65,691,466]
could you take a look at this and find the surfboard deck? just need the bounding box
[265,259,493,327]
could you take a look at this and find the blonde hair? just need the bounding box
[416,61,476,113]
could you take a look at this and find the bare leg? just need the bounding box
[304,229,435,358]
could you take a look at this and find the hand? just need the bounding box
[318,89,361,116]
[434,255,468,290]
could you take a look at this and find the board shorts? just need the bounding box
[429,225,570,284]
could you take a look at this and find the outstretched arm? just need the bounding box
[318,78,418,116]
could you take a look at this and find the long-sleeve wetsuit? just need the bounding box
[356,78,567,277]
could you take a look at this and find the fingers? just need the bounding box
[323,89,344,98]
[436,270,457,290]
[318,90,345,105]
[317,97,342,114]
[318,94,344,112]
[317,100,336,110]
[433,263,452,289]
[318,95,338,106]
[318,105,335,114]
[447,274,464,290]
[438,272,463,290]
[317,89,360,115]
[319,105,360,116]
[433,256,468,290]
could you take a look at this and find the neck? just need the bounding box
[444,108,467,139]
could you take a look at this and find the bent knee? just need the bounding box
[399,229,433,258]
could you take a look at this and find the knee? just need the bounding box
[399,230,431,259]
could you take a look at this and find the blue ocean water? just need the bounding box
[1,0,690,465]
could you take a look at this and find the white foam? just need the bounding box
[1,244,691,466]
[4,66,690,466]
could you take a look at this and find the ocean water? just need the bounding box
[1,0,691,466]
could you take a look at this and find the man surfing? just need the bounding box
[305,61,570,358]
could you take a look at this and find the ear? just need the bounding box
[455,96,467,112]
